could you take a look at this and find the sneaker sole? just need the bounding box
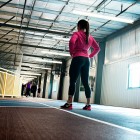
[60,107,72,110]
[83,109,91,111]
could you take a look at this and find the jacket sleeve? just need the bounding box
[89,37,100,58]
[69,32,78,57]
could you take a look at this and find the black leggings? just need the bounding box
[68,56,91,98]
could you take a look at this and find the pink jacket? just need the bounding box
[69,30,100,58]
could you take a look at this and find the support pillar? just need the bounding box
[57,60,66,100]
[48,71,54,99]
[42,71,48,98]
[94,41,105,104]
[38,74,42,88]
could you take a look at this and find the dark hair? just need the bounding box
[77,19,89,44]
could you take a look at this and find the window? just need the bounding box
[128,62,140,88]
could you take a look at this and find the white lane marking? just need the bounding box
[27,99,140,135]
[0,101,32,103]
[0,106,53,108]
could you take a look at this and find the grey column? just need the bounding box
[94,41,105,104]
[42,71,48,98]
[38,74,42,88]
[48,71,54,99]
[57,60,66,100]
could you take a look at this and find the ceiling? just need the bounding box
[0,0,140,82]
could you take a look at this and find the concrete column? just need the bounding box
[40,73,45,98]
[94,41,105,104]
[38,74,42,88]
[42,71,48,98]
[48,71,54,99]
[57,60,66,100]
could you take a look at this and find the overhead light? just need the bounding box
[22,77,35,80]
[21,65,51,70]
[72,10,134,24]
[35,58,62,64]
[44,34,70,41]
[21,75,37,78]
[21,63,42,68]
[21,73,41,76]
[30,66,51,70]
[41,51,70,56]
[53,36,70,41]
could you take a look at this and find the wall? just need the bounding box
[0,70,21,97]
[101,26,140,108]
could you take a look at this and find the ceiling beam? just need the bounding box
[0,63,18,66]
[23,53,63,61]
[22,61,52,65]
[0,40,69,52]
[0,0,12,8]
[91,1,138,34]
[0,16,15,27]
[114,0,140,4]
[0,51,63,61]
[0,59,52,66]
[0,21,106,40]
[0,10,129,31]
[2,24,72,36]
[95,0,109,10]
[0,29,14,40]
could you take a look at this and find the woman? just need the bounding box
[25,82,31,97]
[61,19,100,110]
[31,82,37,97]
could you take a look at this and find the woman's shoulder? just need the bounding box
[89,35,96,40]
[89,35,93,40]
[72,31,79,35]
[89,35,97,44]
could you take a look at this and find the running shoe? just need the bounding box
[83,105,91,111]
[60,103,72,110]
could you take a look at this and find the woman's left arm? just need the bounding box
[69,32,78,57]
[89,37,100,58]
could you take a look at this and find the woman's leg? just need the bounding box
[81,58,91,105]
[87,98,90,105]
[67,95,73,104]
[68,57,83,103]
[33,92,35,97]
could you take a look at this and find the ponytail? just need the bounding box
[77,19,89,44]
[85,21,89,44]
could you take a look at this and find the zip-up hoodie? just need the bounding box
[69,30,100,58]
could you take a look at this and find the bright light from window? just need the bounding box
[41,51,70,56]
[128,62,140,88]
[34,58,62,64]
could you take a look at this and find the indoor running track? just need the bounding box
[0,97,140,140]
